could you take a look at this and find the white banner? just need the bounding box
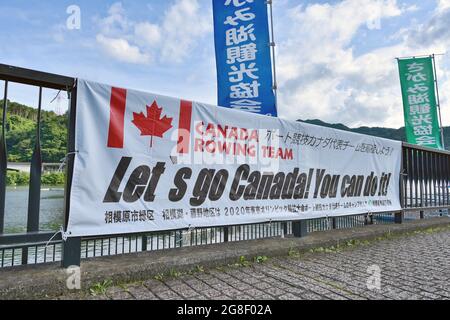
[66,79,402,237]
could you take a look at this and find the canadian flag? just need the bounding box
[106,87,193,154]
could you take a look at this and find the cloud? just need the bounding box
[134,22,161,46]
[405,6,450,49]
[276,0,450,128]
[158,0,212,62]
[96,2,152,64]
[277,0,403,126]
[51,24,67,43]
[96,0,211,65]
[98,2,129,36]
[96,34,151,64]
[437,0,450,12]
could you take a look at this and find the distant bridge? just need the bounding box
[7,162,65,173]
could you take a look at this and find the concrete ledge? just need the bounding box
[1,217,449,300]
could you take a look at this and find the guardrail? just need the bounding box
[0,64,449,269]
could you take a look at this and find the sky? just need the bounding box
[0,0,450,128]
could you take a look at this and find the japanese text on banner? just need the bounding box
[398,57,443,149]
[213,0,277,116]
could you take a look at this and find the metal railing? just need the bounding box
[402,143,450,209]
[0,64,449,269]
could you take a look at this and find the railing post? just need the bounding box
[0,81,9,235]
[21,87,44,266]
[223,226,229,242]
[62,83,77,269]
[332,217,337,229]
[292,220,308,238]
[27,86,43,234]
[141,234,148,251]
[175,230,183,248]
[394,211,404,224]
[282,222,288,236]
[21,247,28,265]
[62,237,81,268]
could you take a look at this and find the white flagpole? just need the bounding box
[432,53,446,149]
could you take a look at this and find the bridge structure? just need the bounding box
[0,64,449,269]
[7,162,65,174]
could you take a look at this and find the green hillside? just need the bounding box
[0,100,67,163]
[300,119,450,150]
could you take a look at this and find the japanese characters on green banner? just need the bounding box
[398,57,443,150]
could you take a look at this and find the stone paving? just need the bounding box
[81,229,450,300]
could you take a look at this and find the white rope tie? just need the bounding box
[175,225,197,244]
[44,226,69,251]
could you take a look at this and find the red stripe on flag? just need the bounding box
[108,87,127,149]
[177,100,193,154]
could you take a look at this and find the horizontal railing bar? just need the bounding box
[79,212,398,241]
[78,208,447,240]
[403,206,450,212]
[0,202,447,247]
[402,142,450,156]
[0,241,61,250]
[0,64,75,91]
[0,232,61,246]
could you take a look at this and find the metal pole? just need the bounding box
[27,87,43,233]
[267,0,278,114]
[0,81,7,234]
[432,54,446,150]
[62,81,79,268]
[395,53,446,60]
[292,220,308,238]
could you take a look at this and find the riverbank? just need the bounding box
[6,171,65,186]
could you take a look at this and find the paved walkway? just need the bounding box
[81,228,450,300]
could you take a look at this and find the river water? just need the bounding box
[4,187,64,234]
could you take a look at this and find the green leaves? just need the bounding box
[288,247,301,258]
[1,100,68,163]
[254,256,268,264]
[89,280,113,296]
[195,265,205,273]
[238,256,251,267]
[6,171,65,186]
[154,273,164,281]
[41,172,65,186]
[5,171,29,185]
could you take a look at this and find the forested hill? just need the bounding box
[0,100,67,163]
[299,119,450,150]
[0,101,448,163]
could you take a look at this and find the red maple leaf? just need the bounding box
[132,101,173,148]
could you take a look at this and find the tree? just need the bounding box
[0,100,68,162]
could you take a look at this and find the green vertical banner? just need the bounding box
[398,57,443,149]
